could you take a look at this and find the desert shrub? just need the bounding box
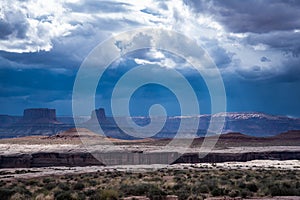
[73,182,85,190]
[240,189,252,198]
[45,182,56,191]
[173,184,191,200]
[147,185,166,200]
[15,170,27,174]
[10,185,31,197]
[269,183,299,196]
[245,174,253,182]
[43,177,54,184]
[90,192,101,200]
[103,189,118,200]
[192,184,209,194]
[211,187,224,197]
[84,189,96,196]
[120,183,147,196]
[138,173,143,179]
[198,185,209,193]
[58,182,70,191]
[228,189,239,197]
[88,180,98,186]
[147,176,162,182]
[233,173,243,179]
[0,188,14,200]
[203,178,218,191]
[120,183,165,200]
[93,174,99,178]
[173,175,184,182]
[238,182,246,189]
[10,193,29,200]
[0,180,5,187]
[246,182,258,192]
[173,183,182,191]
[27,179,38,186]
[77,192,86,200]
[54,190,75,200]
[90,189,118,200]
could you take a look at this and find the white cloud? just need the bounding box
[0,0,78,53]
[134,49,177,69]
[1,0,297,81]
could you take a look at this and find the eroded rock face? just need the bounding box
[1,151,300,168]
[23,108,57,123]
[0,152,103,168]
[91,108,106,121]
[0,108,73,138]
[0,115,21,127]
[173,151,300,164]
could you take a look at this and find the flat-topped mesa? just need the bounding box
[91,108,106,121]
[21,108,60,124]
[24,108,56,120]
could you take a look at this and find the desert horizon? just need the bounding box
[1,0,300,199]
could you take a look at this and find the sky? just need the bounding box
[0,0,300,117]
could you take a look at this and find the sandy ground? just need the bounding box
[206,197,300,200]
[0,160,299,180]
[1,143,300,155]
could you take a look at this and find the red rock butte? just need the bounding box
[21,108,61,124]
[91,108,106,121]
[23,108,56,120]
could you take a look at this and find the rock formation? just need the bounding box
[1,150,300,168]
[0,115,21,127]
[91,108,106,121]
[22,108,59,124]
[0,152,103,168]
[0,108,73,138]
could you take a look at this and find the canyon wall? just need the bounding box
[1,151,300,168]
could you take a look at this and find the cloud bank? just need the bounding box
[0,0,300,116]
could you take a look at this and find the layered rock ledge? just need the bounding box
[0,144,300,168]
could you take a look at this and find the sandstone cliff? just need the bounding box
[0,108,73,138]
[1,150,300,168]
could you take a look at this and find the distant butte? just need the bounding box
[91,108,106,121]
[21,108,61,124]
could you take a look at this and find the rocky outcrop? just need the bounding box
[174,151,300,164]
[82,108,137,139]
[21,108,59,124]
[91,108,106,121]
[0,115,21,127]
[0,108,73,138]
[0,152,103,168]
[1,150,300,168]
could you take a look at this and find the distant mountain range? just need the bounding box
[0,108,300,139]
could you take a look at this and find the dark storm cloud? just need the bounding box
[0,20,13,39]
[0,68,75,93]
[235,65,275,80]
[235,57,300,83]
[203,39,234,68]
[0,12,28,39]
[260,56,271,62]
[184,0,300,54]
[183,0,208,13]
[210,0,300,33]
[0,50,80,73]
[223,75,300,117]
[273,58,300,83]
[184,0,300,83]
[247,31,300,56]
